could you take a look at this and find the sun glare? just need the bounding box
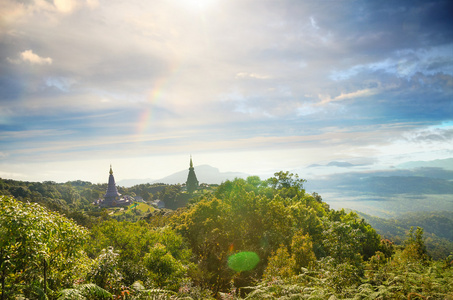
[180,0,216,11]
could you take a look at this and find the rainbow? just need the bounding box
[135,65,178,136]
[135,10,210,137]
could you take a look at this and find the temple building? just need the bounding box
[99,165,132,207]
[186,156,199,194]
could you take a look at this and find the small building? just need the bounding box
[134,196,145,203]
[151,199,165,209]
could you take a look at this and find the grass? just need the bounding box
[131,202,155,213]
[109,202,155,216]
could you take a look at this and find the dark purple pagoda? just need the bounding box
[102,165,122,207]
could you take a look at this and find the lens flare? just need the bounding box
[227,251,260,272]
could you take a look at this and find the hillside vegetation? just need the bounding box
[1,172,452,299]
[358,211,453,260]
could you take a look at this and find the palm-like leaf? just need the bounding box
[58,283,112,300]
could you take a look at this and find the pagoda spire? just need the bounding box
[104,164,121,206]
[186,155,199,194]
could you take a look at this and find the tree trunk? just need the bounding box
[1,269,5,300]
[43,259,47,298]
[1,249,5,300]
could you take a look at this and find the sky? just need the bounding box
[1,0,452,184]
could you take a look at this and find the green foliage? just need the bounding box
[318,257,364,294]
[130,286,177,300]
[157,185,189,210]
[58,283,112,300]
[144,243,186,290]
[325,210,381,261]
[174,197,232,293]
[87,247,123,292]
[263,246,295,280]
[176,279,215,299]
[358,210,453,260]
[245,252,453,299]
[0,195,88,299]
[403,226,429,261]
[172,173,381,296]
[0,178,108,228]
[2,171,452,299]
[290,231,316,272]
[266,171,305,192]
[87,220,192,291]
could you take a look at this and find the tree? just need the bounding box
[158,185,185,210]
[141,190,152,202]
[291,231,316,272]
[403,226,429,261]
[87,220,192,289]
[0,195,88,299]
[143,243,186,290]
[174,198,232,293]
[87,247,123,293]
[322,221,363,266]
[266,171,306,198]
[263,246,295,281]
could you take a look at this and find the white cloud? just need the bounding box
[0,129,75,141]
[0,0,98,22]
[45,77,75,91]
[318,88,379,105]
[1,0,451,183]
[20,49,52,65]
[330,44,453,81]
[309,16,319,30]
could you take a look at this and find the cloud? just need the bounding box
[52,0,98,13]
[308,161,355,168]
[406,125,453,143]
[53,0,77,13]
[318,88,379,105]
[19,50,52,65]
[0,0,452,182]
[309,16,320,30]
[330,44,453,81]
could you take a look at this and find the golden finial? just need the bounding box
[109,164,113,175]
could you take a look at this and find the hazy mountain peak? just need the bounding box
[153,164,248,185]
[117,165,248,186]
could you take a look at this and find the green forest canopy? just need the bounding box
[0,171,452,299]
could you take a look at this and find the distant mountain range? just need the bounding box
[305,167,453,195]
[397,158,453,170]
[117,165,248,187]
[308,161,362,168]
[114,158,453,218]
[304,158,453,217]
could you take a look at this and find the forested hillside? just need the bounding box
[357,211,453,260]
[1,172,452,299]
[0,178,180,226]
